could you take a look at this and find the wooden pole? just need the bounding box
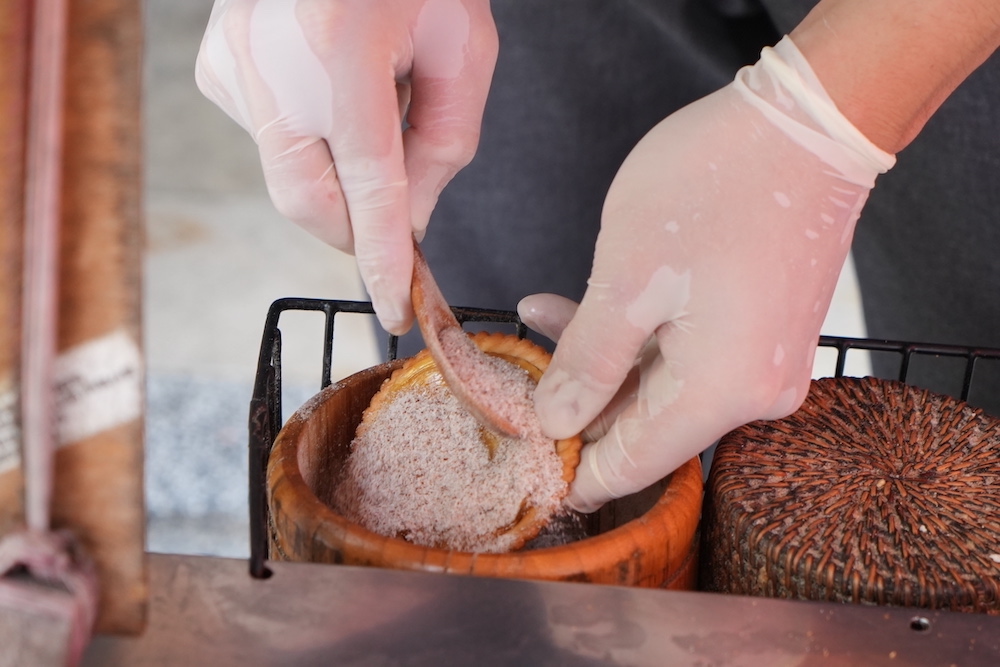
[55,0,147,635]
[0,0,29,539]
[0,0,147,637]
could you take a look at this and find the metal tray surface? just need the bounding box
[85,553,1000,666]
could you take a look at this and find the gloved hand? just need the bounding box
[525,36,896,513]
[195,0,498,334]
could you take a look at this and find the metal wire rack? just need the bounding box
[247,298,1000,579]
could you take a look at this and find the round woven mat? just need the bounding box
[701,376,1000,614]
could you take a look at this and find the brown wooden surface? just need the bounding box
[268,345,704,589]
[0,0,29,537]
[0,0,147,636]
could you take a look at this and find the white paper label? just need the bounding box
[54,329,143,446]
[0,388,19,475]
[0,329,142,477]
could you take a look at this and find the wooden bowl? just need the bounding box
[267,333,703,588]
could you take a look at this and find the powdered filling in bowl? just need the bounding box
[332,351,567,554]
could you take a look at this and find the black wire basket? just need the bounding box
[247,298,1000,579]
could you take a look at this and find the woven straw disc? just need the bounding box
[701,376,1000,614]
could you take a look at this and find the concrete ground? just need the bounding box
[142,1,868,558]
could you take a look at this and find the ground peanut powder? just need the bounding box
[333,354,566,553]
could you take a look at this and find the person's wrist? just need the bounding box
[790,0,1000,153]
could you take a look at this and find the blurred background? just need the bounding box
[142,1,382,557]
[142,1,867,558]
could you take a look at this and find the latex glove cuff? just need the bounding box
[736,36,897,186]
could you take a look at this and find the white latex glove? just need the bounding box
[195,0,498,334]
[526,36,896,513]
